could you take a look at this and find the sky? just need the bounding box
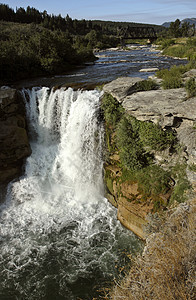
[3,0,196,25]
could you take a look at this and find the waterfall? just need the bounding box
[0,87,140,299]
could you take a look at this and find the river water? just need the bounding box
[14,45,187,89]
[0,46,187,300]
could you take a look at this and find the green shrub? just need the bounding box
[185,78,196,97]
[156,68,170,79]
[189,163,196,172]
[136,165,171,197]
[162,45,187,58]
[160,38,196,60]
[116,116,147,171]
[138,120,175,150]
[126,116,176,151]
[120,164,171,203]
[157,64,188,80]
[158,38,175,50]
[116,115,175,171]
[186,37,196,47]
[162,76,183,89]
[136,79,158,91]
[169,164,191,204]
[101,94,124,127]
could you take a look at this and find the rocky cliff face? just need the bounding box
[103,73,196,239]
[0,87,31,187]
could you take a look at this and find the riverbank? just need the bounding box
[156,37,196,60]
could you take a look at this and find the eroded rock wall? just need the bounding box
[103,75,196,239]
[0,87,31,185]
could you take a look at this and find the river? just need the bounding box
[0,46,187,300]
[14,45,187,89]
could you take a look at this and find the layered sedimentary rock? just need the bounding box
[103,74,196,239]
[0,87,31,184]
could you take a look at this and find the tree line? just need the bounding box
[0,4,163,35]
[168,19,195,38]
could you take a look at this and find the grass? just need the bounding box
[169,164,191,205]
[109,198,196,300]
[156,37,196,60]
[156,61,196,90]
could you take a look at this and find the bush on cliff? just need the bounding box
[101,93,124,127]
[116,116,147,171]
[116,115,176,171]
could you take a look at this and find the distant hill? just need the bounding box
[162,18,196,27]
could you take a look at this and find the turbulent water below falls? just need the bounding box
[0,87,141,299]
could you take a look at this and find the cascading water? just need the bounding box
[0,87,141,299]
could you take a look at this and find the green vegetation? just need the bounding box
[185,78,196,97]
[189,163,196,172]
[169,164,191,204]
[156,61,196,91]
[136,79,158,91]
[116,116,148,171]
[116,115,175,171]
[101,93,124,127]
[0,21,97,84]
[162,77,183,89]
[157,37,196,60]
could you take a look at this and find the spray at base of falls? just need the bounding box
[0,87,141,299]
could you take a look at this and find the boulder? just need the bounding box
[103,77,143,102]
[182,69,196,78]
[122,88,196,124]
[139,68,159,72]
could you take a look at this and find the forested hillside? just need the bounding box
[0,3,163,84]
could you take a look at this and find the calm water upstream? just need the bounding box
[0,46,187,300]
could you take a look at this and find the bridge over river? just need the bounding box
[118,26,157,43]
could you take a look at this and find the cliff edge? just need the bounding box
[102,74,196,239]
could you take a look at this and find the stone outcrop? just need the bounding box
[103,77,143,103]
[0,87,31,184]
[104,77,196,172]
[103,74,196,239]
